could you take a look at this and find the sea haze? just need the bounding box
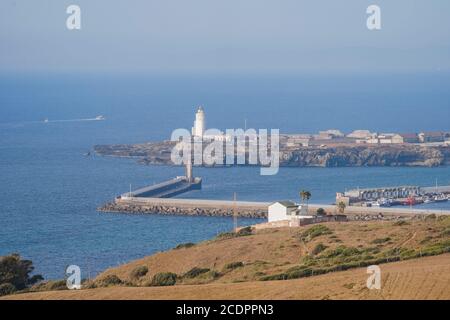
[0,72,449,279]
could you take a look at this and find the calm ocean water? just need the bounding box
[0,73,449,279]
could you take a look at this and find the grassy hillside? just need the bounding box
[3,215,450,299]
[4,254,450,300]
[92,215,450,287]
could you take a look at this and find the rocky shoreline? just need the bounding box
[94,141,450,167]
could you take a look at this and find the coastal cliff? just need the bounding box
[94,142,450,167]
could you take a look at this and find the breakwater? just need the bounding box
[124,177,201,198]
[99,197,268,218]
[98,197,450,219]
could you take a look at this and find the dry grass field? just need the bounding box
[2,216,450,300]
[4,254,450,300]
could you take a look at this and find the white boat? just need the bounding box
[95,115,105,120]
[43,118,49,123]
[434,194,448,202]
[373,198,391,207]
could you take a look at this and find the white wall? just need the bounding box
[268,203,288,222]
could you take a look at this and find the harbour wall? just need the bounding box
[100,197,268,218]
[122,177,201,198]
[421,185,450,194]
[98,197,450,219]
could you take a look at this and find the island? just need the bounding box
[94,141,450,167]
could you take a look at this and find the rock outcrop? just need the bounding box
[94,141,450,167]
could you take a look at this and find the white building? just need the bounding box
[367,133,403,144]
[268,201,309,223]
[347,130,374,139]
[192,106,205,137]
[318,129,345,139]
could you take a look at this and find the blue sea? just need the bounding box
[0,72,449,279]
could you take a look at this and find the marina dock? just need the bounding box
[337,184,450,207]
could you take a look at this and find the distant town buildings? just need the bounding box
[419,131,445,143]
[347,130,373,139]
[366,133,403,144]
[286,129,449,147]
[398,133,420,144]
[317,129,345,139]
[281,134,311,148]
[189,107,448,148]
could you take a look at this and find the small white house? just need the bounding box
[268,201,309,222]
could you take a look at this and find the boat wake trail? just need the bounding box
[43,115,105,123]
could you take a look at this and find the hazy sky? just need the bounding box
[1,0,449,73]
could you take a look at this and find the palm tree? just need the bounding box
[300,190,312,205]
[337,201,346,214]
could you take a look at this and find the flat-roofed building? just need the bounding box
[419,131,445,143]
[347,130,374,139]
[318,129,345,139]
[398,133,419,143]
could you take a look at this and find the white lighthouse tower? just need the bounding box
[192,106,205,137]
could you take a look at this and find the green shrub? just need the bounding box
[260,238,450,283]
[216,227,253,240]
[81,280,97,289]
[311,243,328,255]
[393,220,409,226]
[183,267,210,279]
[371,237,391,244]
[0,254,43,291]
[215,232,236,240]
[420,236,433,244]
[150,272,177,286]
[441,228,450,237]
[130,266,148,279]
[206,270,221,279]
[321,246,361,258]
[260,273,288,281]
[237,226,253,236]
[96,274,123,287]
[224,262,244,271]
[34,280,68,291]
[300,225,332,242]
[174,243,195,250]
[437,215,450,222]
[0,283,16,296]
[316,208,326,216]
[343,283,355,289]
